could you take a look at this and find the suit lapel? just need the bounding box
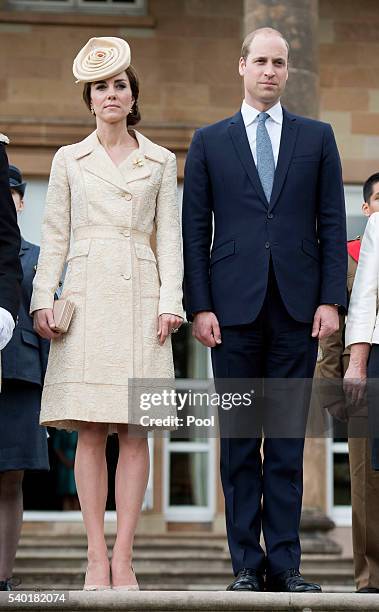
[19,237,30,258]
[269,109,299,212]
[228,111,268,208]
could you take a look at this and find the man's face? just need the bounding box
[363,181,379,217]
[239,33,288,111]
[11,189,24,213]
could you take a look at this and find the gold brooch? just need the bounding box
[133,157,144,168]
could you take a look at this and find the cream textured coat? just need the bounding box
[31,130,184,430]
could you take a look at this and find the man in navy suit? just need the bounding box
[182,28,347,592]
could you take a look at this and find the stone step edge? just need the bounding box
[11,566,354,576]
[1,585,357,593]
[0,591,378,611]
[13,553,353,566]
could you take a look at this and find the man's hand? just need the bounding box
[311,304,339,340]
[192,311,222,348]
[344,361,367,405]
[343,342,370,405]
[34,308,62,340]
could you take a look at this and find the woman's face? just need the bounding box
[90,71,134,124]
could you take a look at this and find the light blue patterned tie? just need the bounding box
[256,112,275,202]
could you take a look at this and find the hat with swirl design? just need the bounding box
[73,36,131,84]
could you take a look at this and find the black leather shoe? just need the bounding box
[267,569,321,593]
[0,579,12,591]
[357,587,379,593]
[227,568,264,591]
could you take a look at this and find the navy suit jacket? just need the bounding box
[2,238,50,385]
[182,108,348,325]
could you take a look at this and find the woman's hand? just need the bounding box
[33,308,62,340]
[157,313,183,346]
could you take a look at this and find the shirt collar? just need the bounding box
[241,99,283,127]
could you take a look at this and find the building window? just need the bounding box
[8,0,146,14]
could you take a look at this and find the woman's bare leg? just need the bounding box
[0,470,24,581]
[111,426,149,587]
[74,423,110,587]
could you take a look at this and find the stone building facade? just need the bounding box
[0,0,377,531]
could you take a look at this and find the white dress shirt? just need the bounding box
[0,307,15,350]
[240,99,283,167]
[345,212,379,348]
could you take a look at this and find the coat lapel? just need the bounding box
[228,111,268,207]
[268,109,299,212]
[125,130,164,185]
[82,135,129,193]
[73,130,161,190]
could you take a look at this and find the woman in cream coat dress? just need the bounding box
[31,37,183,591]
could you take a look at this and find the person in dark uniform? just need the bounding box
[0,136,22,343]
[0,162,49,592]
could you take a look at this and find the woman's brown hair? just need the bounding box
[82,65,141,126]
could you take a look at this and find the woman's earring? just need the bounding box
[90,106,95,115]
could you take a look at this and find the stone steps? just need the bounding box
[0,591,378,612]
[14,521,353,594]
[12,565,354,591]
[14,529,353,591]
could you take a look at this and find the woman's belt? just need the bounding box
[73,225,150,246]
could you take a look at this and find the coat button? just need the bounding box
[123,193,132,201]
[121,273,131,280]
[265,242,270,249]
[122,230,130,237]
[267,213,274,219]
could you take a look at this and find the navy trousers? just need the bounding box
[211,264,318,577]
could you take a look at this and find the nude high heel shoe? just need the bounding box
[111,565,139,591]
[83,561,111,591]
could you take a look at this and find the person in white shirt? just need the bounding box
[344,207,379,478]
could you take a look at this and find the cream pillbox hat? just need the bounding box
[73,36,131,84]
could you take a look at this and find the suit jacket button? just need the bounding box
[267,213,274,219]
[265,242,270,249]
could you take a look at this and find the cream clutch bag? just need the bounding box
[53,299,75,333]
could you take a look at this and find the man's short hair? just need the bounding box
[363,172,379,203]
[241,27,290,61]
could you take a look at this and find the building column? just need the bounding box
[244,0,319,118]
